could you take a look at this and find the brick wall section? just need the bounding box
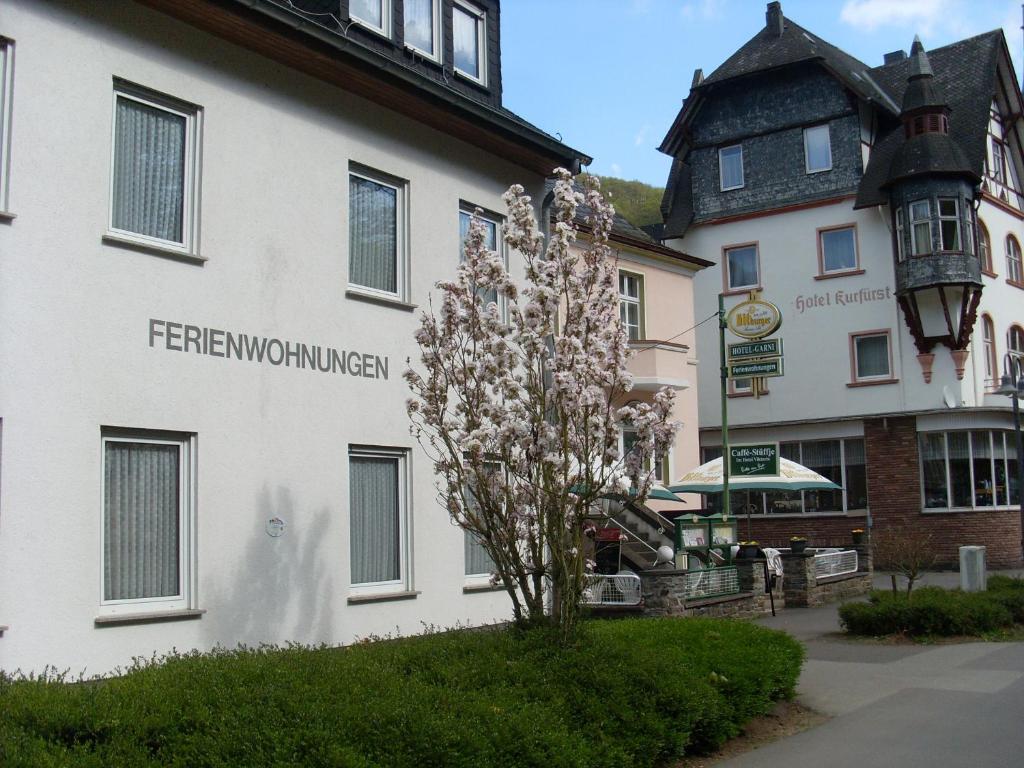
[865,417,1023,569]
[737,517,866,549]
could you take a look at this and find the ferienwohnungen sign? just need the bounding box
[148,319,390,380]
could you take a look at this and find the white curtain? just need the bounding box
[112,97,186,243]
[350,456,400,584]
[405,0,434,54]
[727,246,757,288]
[821,228,855,271]
[453,6,479,77]
[351,0,382,27]
[464,531,492,576]
[104,441,180,601]
[349,176,397,293]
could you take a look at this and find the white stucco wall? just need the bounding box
[0,0,553,674]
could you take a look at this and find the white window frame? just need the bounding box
[453,0,487,85]
[107,82,202,258]
[909,199,931,256]
[719,145,744,191]
[851,330,893,383]
[0,37,13,216]
[350,0,391,38]
[724,243,759,291]
[99,431,197,617]
[937,197,961,251]
[463,460,501,582]
[803,124,832,173]
[404,0,441,62]
[459,204,506,317]
[348,164,409,302]
[348,446,411,596]
[818,224,858,275]
[1008,236,1024,284]
[895,207,906,261]
[618,270,644,341]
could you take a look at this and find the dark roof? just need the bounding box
[887,133,979,184]
[855,30,1001,207]
[546,180,711,269]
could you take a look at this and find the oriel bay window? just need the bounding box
[349,165,408,301]
[909,199,931,255]
[938,198,961,250]
[108,82,202,257]
[101,431,196,615]
[349,447,409,595]
[921,430,1020,509]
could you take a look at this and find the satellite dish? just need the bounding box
[942,386,957,409]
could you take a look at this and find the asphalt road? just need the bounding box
[716,571,1024,768]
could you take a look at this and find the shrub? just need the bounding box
[840,587,1016,637]
[0,618,802,767]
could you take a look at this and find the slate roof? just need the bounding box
[855,30,1001,207]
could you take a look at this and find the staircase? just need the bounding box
[602,502,675,572]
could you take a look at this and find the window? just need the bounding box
[1010,325,1024,362]
[819,225,858,274]
[349,165,408,300]
[982,315,997,387]
[895,208,905,261]
[464,462,499,578]
[109,82,201,256]
[618,271,644,340]
[350,0,390,36]
[404,0,440,60]
[991,137,1007,185]
[851,331,892,383]
[729,377,753,395]
[719,145,744,190]
[0,38,12,214]
[459,206,504,310]
[938,198,961,251]
[453,1,486,84]
[909,199,931,255]
[622,427,669,484]
[349,447,409,594]
[1008,236,1024,284]
[724,243,759,291]
[804,124,832,173]
[101,431,195,615]
[979,220,992,272]
[703,437,866,515]
[921,430,1020,509]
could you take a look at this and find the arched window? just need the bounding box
[1010,325,1024,362]
[1007,236,1023,284]
[982,315,997,387]
[978,220,992,273]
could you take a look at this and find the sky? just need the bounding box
[500,0,1024,187]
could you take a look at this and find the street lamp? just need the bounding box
[997,354,1024,561]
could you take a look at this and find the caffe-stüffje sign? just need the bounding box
[729,443,780,477]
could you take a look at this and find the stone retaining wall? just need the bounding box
[782,545,872,607]
[641,559,783,619]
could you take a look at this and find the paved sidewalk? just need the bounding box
[715,571,1024,767]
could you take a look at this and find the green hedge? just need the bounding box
[840,577,1024,638]
[0,618,803,768]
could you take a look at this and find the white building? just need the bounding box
[0,0,601,675]
[659,3,1024,565]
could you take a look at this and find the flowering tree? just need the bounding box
[405,170,677,637]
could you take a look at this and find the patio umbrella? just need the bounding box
[667,457,841,494]
[668,457,840,539]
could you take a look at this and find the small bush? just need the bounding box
[840,586,1018,637]
[0,619,803,767]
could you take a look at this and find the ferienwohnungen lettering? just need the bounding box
[148,319,389,380]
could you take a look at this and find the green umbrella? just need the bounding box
[668,457,841,493]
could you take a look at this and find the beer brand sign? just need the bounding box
[726,299,782,339]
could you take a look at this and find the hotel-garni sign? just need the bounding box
[148,319,390,380]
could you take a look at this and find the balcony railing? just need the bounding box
[813,549,859,579]
[684,566,739,600]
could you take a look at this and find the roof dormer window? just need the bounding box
[351,0,390,38]
[453,1,487,84]
[405,0,441,62]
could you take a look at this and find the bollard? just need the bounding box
[959,546,987,592]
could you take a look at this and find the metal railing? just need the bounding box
[583,573,643,606]
[684,566,739,600]
[813,549,859,579]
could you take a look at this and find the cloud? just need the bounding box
[634,125,650,147]
[610,163,623,176]
[839,0,956,36]
[680,0,725,21]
